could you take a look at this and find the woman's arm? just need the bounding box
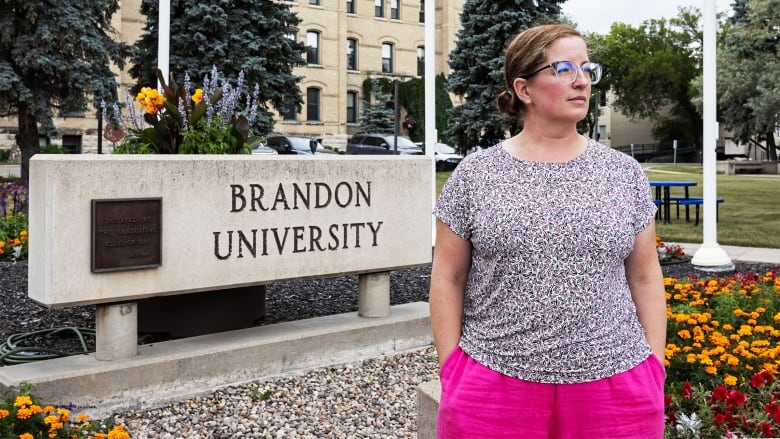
[429,218,472,368]
[625,220,667,362]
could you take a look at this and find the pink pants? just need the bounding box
[437,346,666,439]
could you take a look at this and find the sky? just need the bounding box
[560,0,729,35]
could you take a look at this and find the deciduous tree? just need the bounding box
[717,0,779,160]
[589,8,702,146]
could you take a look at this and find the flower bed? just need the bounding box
[664,267,780,437]
[0,181,28,262]
[1,384,129,438]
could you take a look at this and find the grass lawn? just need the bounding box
[435,166,780,248]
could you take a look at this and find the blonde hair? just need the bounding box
[496,24,583,119]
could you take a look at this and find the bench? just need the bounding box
[676,198,724,226]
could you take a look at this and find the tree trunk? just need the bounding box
[766,129,778,161]
[17,104,40,187]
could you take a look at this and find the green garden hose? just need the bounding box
[0,327,95,365]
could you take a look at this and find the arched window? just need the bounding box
[382,43,393,74]
[347,91,358,123]
[417,46,425,76]
[347,38,358,71]
[307,88,321,122]
[306,31,320,65]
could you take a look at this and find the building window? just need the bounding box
[375,0,383,17]
[306,31,320,65]
[346,0,355,13]
[282,97,297,121]
[419,0,424,22]
[310,0,320,4]
[382,43,393,74]
[598,125,607,141]
[417,46,424,76]
[307,88,320,122]
[347,38,358,71]
[390,0,399,19]
[347,91,358,123]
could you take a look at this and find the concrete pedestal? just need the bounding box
[95,302,138,360]
[358,272,390,317]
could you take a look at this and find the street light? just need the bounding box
[691,0,734,272]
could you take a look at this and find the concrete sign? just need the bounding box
[29,155,432,307]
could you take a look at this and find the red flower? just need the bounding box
[712,384,729,403]
[762,421,774,438]
[751,373,766,388]
[726,389,747,406]
[682,381,693,399]
[664,395,673,407]
[765,400,780,423]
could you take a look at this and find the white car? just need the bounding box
[416,142,464,171]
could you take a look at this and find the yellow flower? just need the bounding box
[14,395,33,407]
[192,88,204,104]
[76,413,89,423]
[108,425,130,439]
[705,365,718,374]
[16,407,33,419]
[677,329,691,340]
[136,87,165,115]
[0,408,9,419]
[20,434,34,439]
[57,407,70,422]
[724,374,738,386]
[44,414,59,425]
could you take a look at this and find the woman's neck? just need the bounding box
[503,127,587,163]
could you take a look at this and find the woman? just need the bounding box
[430,24,666,438]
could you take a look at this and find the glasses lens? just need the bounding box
[583,63,602,85]
[553,61,577,83]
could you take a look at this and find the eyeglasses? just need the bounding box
[521,61,602,85]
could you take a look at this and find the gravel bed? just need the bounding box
[2,259,779,437]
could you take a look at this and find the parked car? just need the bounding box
[265,135,336,155]
[415,142,464,171]
[346,134,423,155]
[247,136,278,156]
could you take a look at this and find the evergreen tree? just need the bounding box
[590,9,702,147]
[0,0,128,183]
[718,0,779,160]
[129,0,306,136]
[360,80,395,133]
[446,0,564,149]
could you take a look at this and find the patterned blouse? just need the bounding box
[433,139,657,383]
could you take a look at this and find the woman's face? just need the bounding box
[518,36,593,125]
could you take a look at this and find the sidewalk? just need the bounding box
[679,242,780,265]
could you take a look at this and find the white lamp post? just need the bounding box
[691,0,734,272]
[424,0,436,244]
[157,0,171,89]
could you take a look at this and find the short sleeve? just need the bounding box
[433,160,473,240]
[630,161,657,235]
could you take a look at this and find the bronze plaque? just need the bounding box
[91,198,162,272]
